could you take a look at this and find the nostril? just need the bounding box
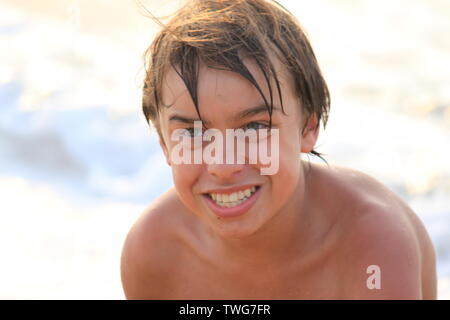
[206,163,244,178]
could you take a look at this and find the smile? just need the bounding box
[208,186,258,208]
[202,185,262,218]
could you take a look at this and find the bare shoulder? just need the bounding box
[120,188,191,299]
[311,163,437,299]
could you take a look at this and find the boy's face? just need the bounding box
[158,56,319,239]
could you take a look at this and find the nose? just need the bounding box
[207,163,244,181]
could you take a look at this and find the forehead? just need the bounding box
[159,52,297,119]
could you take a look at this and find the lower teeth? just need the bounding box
[216,200,245,207]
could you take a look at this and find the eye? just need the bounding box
[241,121,269,131]
[183,127,203,137]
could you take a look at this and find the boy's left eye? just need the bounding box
[241,122,269,131]
[183,127,203,137]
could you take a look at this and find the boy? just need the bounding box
[121,0,437,299]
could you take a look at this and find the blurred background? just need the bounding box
[0,0,448,299]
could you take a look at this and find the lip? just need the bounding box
[202,185,262,219]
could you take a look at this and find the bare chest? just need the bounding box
[167,255,342,299]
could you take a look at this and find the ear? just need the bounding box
[300,114,320,153]
[159,137,171,166]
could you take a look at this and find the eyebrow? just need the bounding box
[168,115,210,125]
[232,104,280,122]
[168,104,279,125]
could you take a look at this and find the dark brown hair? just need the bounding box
[142,0,330,159]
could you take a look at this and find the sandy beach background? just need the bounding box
[0,0,449,299]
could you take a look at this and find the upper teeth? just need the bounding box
[210,186,257,207]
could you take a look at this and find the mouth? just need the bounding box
[202,185,262,218]
[207,185,260,207]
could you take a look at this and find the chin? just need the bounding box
[210,216,266,240]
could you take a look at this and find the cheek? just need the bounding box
[278,125,302,168]
[172,164,199,190]
[277,148,301,187]
[171,164,203,207]
[270,130,302,200]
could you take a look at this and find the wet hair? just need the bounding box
[141,0,330,160]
